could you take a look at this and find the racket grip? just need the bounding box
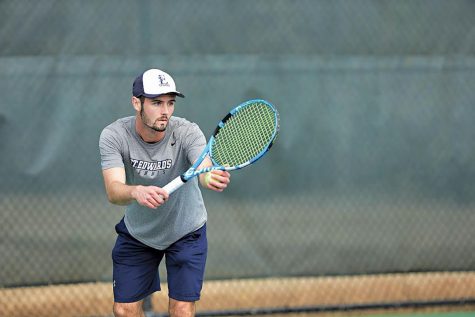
[162,176,186,195]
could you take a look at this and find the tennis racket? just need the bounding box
[162,99,280,195]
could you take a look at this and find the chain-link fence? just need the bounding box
[1,1,475,316]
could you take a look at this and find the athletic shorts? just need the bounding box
[112,218,207,303]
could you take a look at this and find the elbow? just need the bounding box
[107,194,117,204]
[106,192,118,204]
[103,180,132,206]
[109,196,127,206]
[106,191,125,206]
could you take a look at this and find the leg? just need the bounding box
[112,219,164,312]
[113,300,145,317]
[165,224,208,316]
[169,298,196,317]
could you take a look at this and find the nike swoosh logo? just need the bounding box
[171,132,176,146]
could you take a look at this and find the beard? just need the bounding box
[141,108,168,132]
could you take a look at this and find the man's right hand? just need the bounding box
[102,167,169,208]
[131,185,169,209]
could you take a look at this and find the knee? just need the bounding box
[113,302,142,317]
[113,303,128,317]
[169,300,195,317]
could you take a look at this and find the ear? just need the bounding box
[131,96,141,112]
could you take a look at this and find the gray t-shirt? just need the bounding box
[99,115,207,250]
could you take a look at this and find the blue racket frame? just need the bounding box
[163,99,279,194]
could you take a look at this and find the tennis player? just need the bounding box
[99,68,231,317]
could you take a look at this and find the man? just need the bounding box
[99,68,230,317]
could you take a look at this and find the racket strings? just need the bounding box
[212,101,278,167]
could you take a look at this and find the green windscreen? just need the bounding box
[211,101,278,167]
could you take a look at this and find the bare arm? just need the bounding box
[102,167,169,209]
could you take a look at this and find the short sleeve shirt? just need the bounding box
[99,116,207,249]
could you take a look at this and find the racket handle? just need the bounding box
[162,176,186,195]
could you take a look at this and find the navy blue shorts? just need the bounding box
[112,218,207,303]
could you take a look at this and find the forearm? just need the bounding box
[102,167,167,209]
[105,181,138,205]
[105,180,169,209]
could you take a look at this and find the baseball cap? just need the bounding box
[132,69,185,98]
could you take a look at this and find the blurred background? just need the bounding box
[1,1,474,316]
